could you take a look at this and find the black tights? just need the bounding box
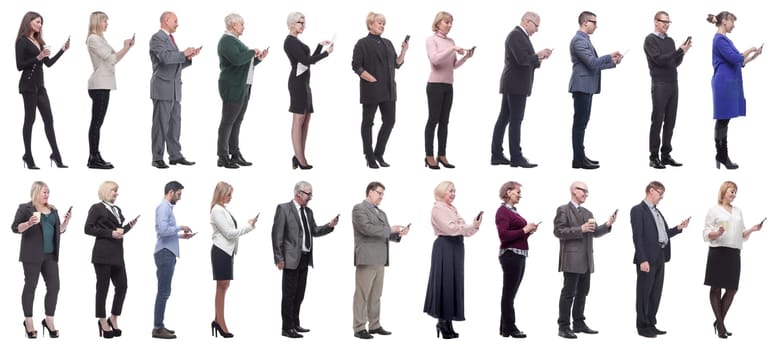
[22,88,61,157]
[709,287,737,331]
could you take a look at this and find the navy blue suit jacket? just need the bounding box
[630,201,682,264]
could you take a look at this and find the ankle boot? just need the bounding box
[715,139,739,169]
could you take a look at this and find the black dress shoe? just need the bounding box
[151,160,169,169]
[572,160,599,169]
[573,324,599,334]
[500,329,527,338]
[558,328,577,339]
[369,327,392,335]
[217,156,239,169]
[491,155,510,165]
[294,326,310,333]
[169,157,195,166]
[354,329,374,339]
[651,326,667,335]
[231,153,253,166]
[375,156,390,167]
[510,157,538,168]
[637,327,657,338]
[584,156,599,165]
[660,156,682,167]
[281,329,303,338]
[649,158,666,169]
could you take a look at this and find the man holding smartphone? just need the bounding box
[643,11,691,169]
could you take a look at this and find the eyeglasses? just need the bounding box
[527,19,539,28]
[655,19,672,24]
[300,190,312,197]
[651,188,665,196]
[297,21,306,25]
[575,187,589,194]
[587,19,597,25]
[373,189,385,196]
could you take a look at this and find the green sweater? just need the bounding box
[217,34,260,101]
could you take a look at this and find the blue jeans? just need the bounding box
[154,249,176,328]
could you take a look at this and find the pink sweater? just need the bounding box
[426,32,468,84]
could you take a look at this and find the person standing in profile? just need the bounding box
[149,11,201,169]
[643,11,691,169]
[490,11,551,168]
[630,181,689,338]
[553,181,615,339]
[152,181,194,339]
[352,12,408,169]
[707,11,761,170]
[568,11,621,170]
[271,181,338,339]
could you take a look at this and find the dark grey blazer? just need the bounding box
[499,26,540,96]
[11,202,62,263]
[149,29,192,101]
[271,201,334,269]
[352,200,401,266]
[553,202,611,274]
[568,30,616,94]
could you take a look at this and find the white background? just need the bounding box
[1,0,775,349]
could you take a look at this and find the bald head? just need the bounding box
[520,11,540,36]
[160,11,178,33]
[569,181,589,204]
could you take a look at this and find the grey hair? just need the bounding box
[225,13,244,30]
[287,12,304,29]
[294,181,312,194]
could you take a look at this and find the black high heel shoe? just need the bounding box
[22,154,39,170]
[365,157,379,169]
[375,156,390,167]
[98,320,114,339]
[50,154,68,168]
[292,156,313,170]
[107,318,122,337]
[714,320,732,337]
[435,321,456,339]
[23,320,37,339]
[211,321,234,338]
[437,156,455,168]
[425,157,440,169]
[41,319,59,338]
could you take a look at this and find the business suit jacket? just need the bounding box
[568,31,616,94]
[85,202,134,266]
[218,34,260,101]
[149,29,192,101]
[553,202,611,274]
[630,201,682,264]
[11,202,62,263]
[211,204,254,256]
[351,33,403,104]
[87,34,118,90]
[15,37,64,94]
[271,201,334,270]
[352,200,401,266]
[499,26,541,96]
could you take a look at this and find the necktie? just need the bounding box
[169,34,177,47]
[300,207,311,250]
[107,203,120,222]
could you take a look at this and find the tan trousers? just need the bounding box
[353,265,385,332]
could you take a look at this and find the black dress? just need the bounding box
[283,35,328,114]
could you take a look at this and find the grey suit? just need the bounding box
[271,200,334,330]
[149,30,192,161]
[553,201,611,329]
[351,199,401,332]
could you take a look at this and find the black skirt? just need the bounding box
[704,246,741,290]
[423,235,465,321]
[211,245,234,281]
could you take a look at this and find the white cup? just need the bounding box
[32,211,41,221]
[117,228,124,234]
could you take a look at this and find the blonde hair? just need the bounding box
[211,181,233,209]
[287,12,304,29]
[98,181,119,202]
[30,181,51,208]
[366,12,386,30]
[87,11,108,41]
[434,181,455,201]
[431,11,453,31]
[717,181,737,204]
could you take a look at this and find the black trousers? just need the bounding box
[491,94,528,162]
[94,263,128,318]
[88,89,111,155]
[281,252,310,330]
[571,92,593,161]
[425,83,453,156]
[361,101,396,159]
[22,254,59,317]
[636,249,665,330]
[649,81,678,157]
[499,251,526,331]
[558,272,590,328]
[22,88,61,157]
[217,85,251,157]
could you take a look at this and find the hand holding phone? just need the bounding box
[254,212,260,220]
[684,36,692,46]
[67,206,73,215]
[476,211,484,221]
[404,35,410,44]
[470,46,476,54]
[760,217,767,226]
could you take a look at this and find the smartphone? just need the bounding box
[198,45,203,50]
[336,214,341,220]
[404,35,410,43]
[254,212,260,220]
[470,46,477,54]
[684,36,692,45]
[133,214,140,222]
[760,217,767,225]
[67,206,73,215]
[476,211,484,221]
[613,209,619,216]
[537,221,543,226]
[686,216,692,222]
[760,43,764,50]
[132,33,136,41]
[189,232,198,237]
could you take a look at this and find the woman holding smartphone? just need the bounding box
[424,11,473,169]
[703,181,763,338]
[12,181,72,338]
[210,182,256,337]
[86,11,135,169]
[423,181,481,339]
[284,12,333,170]
[495,181,538,338]
[84,181,138,338]
[15,11,70,169]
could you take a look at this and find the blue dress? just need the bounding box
[711,33,746,119]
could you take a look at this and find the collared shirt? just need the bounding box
[102,201,121,223]
[155,199,181,256]
[652,31,666,39]
[293,201,310,252]
[644,199,668,245]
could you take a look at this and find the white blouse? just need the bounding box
[703,205,747,250]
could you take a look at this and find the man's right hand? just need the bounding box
[276,261,285,270]
[639,261,650,273]
[580,222,595,233]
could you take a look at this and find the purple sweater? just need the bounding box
[496,205,531,250]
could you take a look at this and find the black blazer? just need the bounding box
[15,37,64,94]
[11,202,62,263]
[271,201,334,269]
[499,26,540,96]
[85,202,133,266]
[352,33,403,104]
[630,201,682,264]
